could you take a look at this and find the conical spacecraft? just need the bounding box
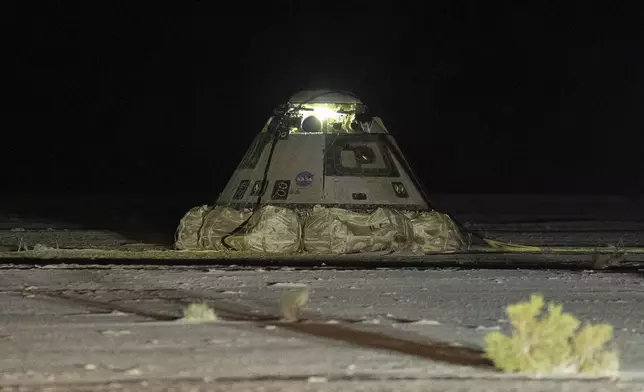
[175,89,464,254]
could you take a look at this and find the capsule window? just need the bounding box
[325,135,400,177]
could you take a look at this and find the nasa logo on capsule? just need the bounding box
[295,171,314,187]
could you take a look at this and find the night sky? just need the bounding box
[8,2,644,197]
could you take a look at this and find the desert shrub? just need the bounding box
[484,294,619,377]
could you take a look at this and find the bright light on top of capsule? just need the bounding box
[299,104,345,123]
[310,106,337,121]
[288,103,357,133]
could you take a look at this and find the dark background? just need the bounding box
[6,2,644,200]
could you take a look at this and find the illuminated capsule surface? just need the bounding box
[217,89,429,210]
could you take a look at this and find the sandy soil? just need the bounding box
[1,194,643,390]
[0,266,643,391]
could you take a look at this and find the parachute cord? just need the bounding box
[220,115,285,250]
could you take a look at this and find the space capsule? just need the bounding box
[175,89,464,255]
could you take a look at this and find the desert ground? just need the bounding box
[0,194,643,391]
